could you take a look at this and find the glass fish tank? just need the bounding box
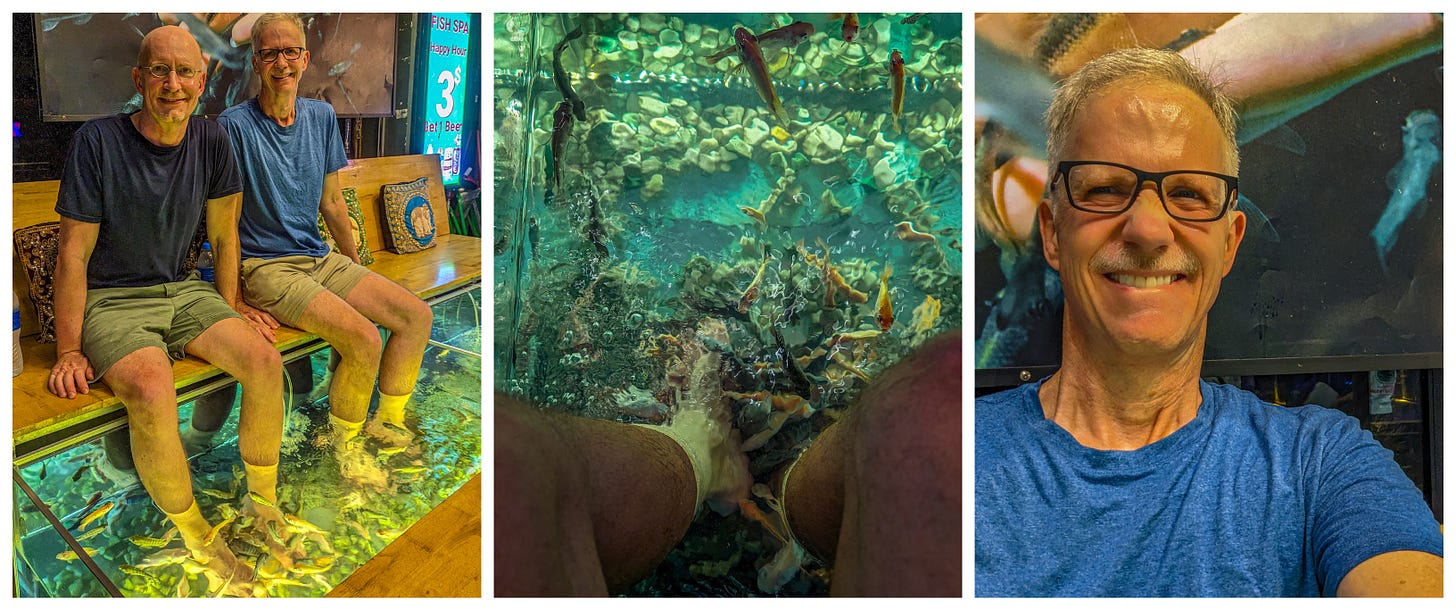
[493,13,962,596]
[13,284,482,598]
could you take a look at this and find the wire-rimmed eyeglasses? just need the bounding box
[139,64,200,80]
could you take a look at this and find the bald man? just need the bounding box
[51,25,289,596]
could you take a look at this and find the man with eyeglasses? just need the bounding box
[974,48,1443,597]
[50,25,292,596]
[218,13,433,489]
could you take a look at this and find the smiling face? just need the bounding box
[1039,78,1246,360]
[252,19,310,97]
[131,26,205,132]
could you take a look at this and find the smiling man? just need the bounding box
[50,25,293,596]
[974,48,1442,597]
[218,13,433,488]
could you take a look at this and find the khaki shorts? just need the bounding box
[241,251,371,327]
[81,274,241,380]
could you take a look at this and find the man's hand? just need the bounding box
[235,302,279,342]
[49,350,95,398]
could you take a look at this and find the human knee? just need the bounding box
[116,378,179,427]
[335,315,383,362]
[398,296,433,338]
[855,330,962,454]
[234,341,284,386]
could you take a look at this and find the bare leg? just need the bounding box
[784,330,963,596]
[495,394,697,595]
[294,290,382,426]
[106,347,250,592]
[343,274,432,397]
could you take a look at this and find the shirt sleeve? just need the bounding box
[204,119,243,200]
[320,102,349,174]
[55,122,106,223]
[1305,409,1443,596]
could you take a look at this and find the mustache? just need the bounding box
[1089,245,1200,276]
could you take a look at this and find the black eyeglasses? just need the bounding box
[255,47,305,63]
[1053,160,1238,222]
[139,64,200,80]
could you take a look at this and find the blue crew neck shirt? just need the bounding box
[217,97,348,259]
[975,379,1443,597]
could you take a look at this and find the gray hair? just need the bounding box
[1045,47,1240,180]
[251,13,306,46]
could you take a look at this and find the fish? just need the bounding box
[202,513,237,547]
[119,564,160,584]
[74,501,114,531]
[56,547,99,561]
[39,462,47,480]
[733,27,788,125]
[393,466,428,474]
[827,329,883,346]
[129,535,172,548]
[737,256,771,314]
[552,24,587,121]
[328,60,352,77]
[377,527,403,539]
[248,491,277,509]
[1370,109,1441,271]
[583,186,609,259]
[135,548,191,569]
[889,50,905,132]
[894,221,937,243]
[911,295,942,334]
[282,514,326,535]
[549,101,574,193]
[75,525,107,542]
[72,464,90,482]
[741,205,767,226]
[876,264,895,332]
[40,13,95,32]
[829,13,860,42]
[199,488,233,500]
[901,13,928,24]
[376,445,409,457]
[706,21,815,64]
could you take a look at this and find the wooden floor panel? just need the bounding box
[329,473,482,597]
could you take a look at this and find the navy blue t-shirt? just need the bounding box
[55,114,242,289]
[975,380,1443,597]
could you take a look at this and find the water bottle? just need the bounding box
[13,291,23,377]
[197,242,215,283]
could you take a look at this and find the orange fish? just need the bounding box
[875,263,894,331]
[738,257,771,314]
[741,205,767,226]
[733,27,788,124]
[889,50,905,132]
[895,221,937,243]
[829,13,860,42]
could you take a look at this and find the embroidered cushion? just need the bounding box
[317,187,375,265]
[378,177,437,254]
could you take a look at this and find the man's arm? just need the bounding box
[318,172,360,264]
[206,192,277,341]
[1337,550,1442,597]
[50,217,99,398]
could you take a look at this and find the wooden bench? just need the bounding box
[12,154,482,457]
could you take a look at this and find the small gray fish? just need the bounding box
[1370,110,1442,270]
[329,60,353,77]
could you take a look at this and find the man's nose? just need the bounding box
[1119,183,1175,248]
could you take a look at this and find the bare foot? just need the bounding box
[186,535,254,597]
[337,442,390,492]
[243,495,298,570]
[660,319,752,516]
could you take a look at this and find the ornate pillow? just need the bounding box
[317,187,375,265]
[379,177,438,254]
[13,222,61,343]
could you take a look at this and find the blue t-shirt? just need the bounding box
[216,97,348,259]
[975,380,1443,597]
[56,114,241,289]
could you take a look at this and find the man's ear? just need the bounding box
[1038,200,1061,272]
[1221,207,1246,277]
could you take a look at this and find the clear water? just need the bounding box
[493,13,963,595]
[14,286,483,597]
